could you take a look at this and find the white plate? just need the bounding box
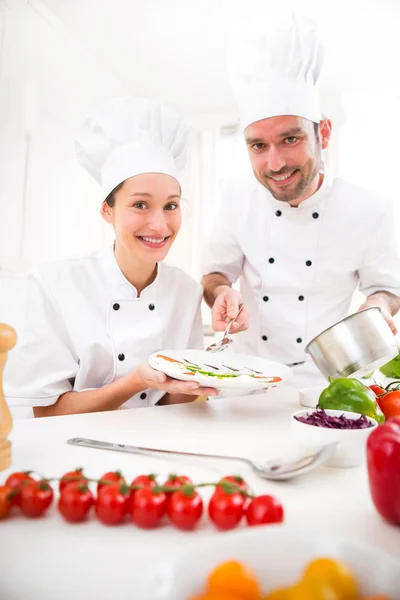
[149,349,293,390]
[145,525,400,599]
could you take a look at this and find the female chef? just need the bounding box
[5,97,218,416]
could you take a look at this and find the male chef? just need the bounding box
[201,14,400,387]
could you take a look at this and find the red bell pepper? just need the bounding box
[366,416,400,525]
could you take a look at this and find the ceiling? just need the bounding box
[34,0,400,126]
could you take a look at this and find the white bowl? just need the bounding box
[145,526,400,599]
[298,385,327,408]
[291,409,378,468]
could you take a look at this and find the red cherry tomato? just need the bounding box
[130,474,157,491]
[58,482,94,523]
[215,475,249,494]
[59,468,87,493]
[129,487,166,528]
[245,495,284,526]
[368,384,386,396]
[167,489,203,530]
[378,391,400,419]
[97,471,126,494]
[163,474,192,491]
[19,480,54,517]
[208,490,246,530]
[95,483,130,525]
[5,471,35,505]
[0,485,12,519]
[163,474,193,510]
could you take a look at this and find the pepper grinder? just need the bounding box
[0,323,16,471]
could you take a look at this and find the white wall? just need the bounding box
[0,1,203,277]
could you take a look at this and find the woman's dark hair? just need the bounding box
[104,181,124,207]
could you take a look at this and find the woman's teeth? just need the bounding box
[139,236,168,244]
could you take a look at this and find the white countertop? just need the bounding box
[1,386,399,600]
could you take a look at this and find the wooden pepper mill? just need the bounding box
[0,323,16,471]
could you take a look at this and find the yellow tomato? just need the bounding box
[289,579,341,600]
[207,560,261,600]
[303,558,358,600]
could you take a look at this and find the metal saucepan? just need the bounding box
[305,307,399,379]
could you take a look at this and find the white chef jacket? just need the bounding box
[201,168,400,385]
[4,244,204,409]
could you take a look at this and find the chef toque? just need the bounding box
[75,97,190,200]
[227,13,324,129]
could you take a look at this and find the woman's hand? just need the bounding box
[137,363,219,397]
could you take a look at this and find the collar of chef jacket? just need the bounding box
[103,241,164,300]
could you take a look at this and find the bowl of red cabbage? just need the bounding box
[291,408,378,468]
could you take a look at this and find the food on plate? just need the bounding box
[153,354,282,383]
[294,409,374,429]
[366,416,400,525]
[190,557,392,599]
[318,378,385,423]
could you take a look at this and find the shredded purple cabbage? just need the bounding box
[294,409,373,429]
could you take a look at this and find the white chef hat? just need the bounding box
[75,97,190,200]
[227,13,324,130]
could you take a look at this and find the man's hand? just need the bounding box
[137,363,219,397]
[358,297,398,335]
[212,285,249,333]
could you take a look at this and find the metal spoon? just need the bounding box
[67,437,338,481]
[206,304,244,353]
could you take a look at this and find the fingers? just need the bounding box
[387,318,397,335]
[358,302,397,335]
[212,288,248,332]
[196,387,220,397]
[212,295,233,331]
[229,305,249,333]
[225,296,241,320]
[160,378,220,397]
[139,364,220,397]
